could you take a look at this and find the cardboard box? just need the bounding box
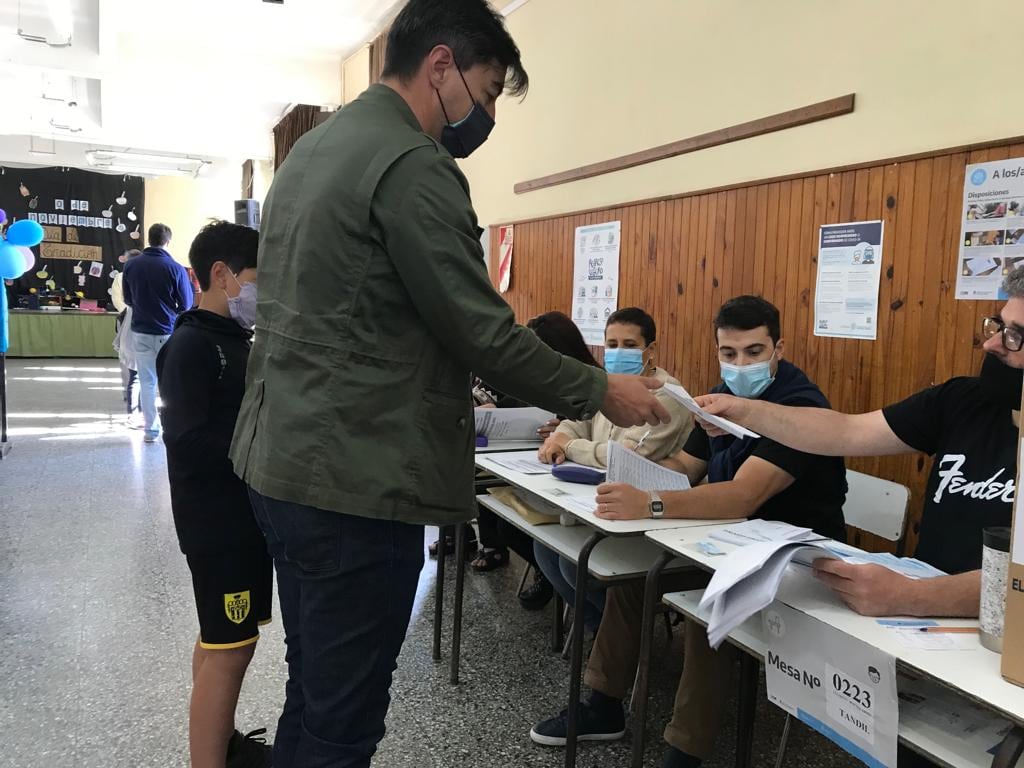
[1001,429,1024,685]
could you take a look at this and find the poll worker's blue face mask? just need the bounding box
[437,65,494,159]
[605,347,646,375]
[720,350,777,399]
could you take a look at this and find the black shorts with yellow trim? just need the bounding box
[186,544,273,650]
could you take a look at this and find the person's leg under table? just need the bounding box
[251,491,424,768]
[661,618,739,765]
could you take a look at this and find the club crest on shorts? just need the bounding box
[224,591,251,625]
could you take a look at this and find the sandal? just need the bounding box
[428,524,477,558]
[470,547,510,572]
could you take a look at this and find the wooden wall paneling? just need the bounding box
[934,153,970,385]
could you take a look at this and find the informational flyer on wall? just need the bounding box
[956,157,1024,300]
[571,221,620,346]
[813,220,884,340]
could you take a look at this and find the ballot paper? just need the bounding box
[708,519,821,547]
[606,441,691,491]
[661,383,760,439]
[475,407,554,442]
[897,672,1012,754]
[484,451,550,475]
[699,539,948,649]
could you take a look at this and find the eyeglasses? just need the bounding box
[982,316,1024,352]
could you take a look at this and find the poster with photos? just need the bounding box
[956,157,1024,300]
[571,221,621,347]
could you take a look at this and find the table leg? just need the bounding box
[735,653,759,768]
[450,521,467,684]
[432,524,450,662]
[992,726,1024,768]
[565,531,604,768]
[630,550,674,768]
[552,593,565,652]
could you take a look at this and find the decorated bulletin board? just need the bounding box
[0,167,144,306]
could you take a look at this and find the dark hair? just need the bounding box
[527,312,600,368]
[382,0,529,97]
[606,307,656,346]
[188,220,259,291]
[714,295,781,344]
[148,223,172,247]
[124,249,142,259]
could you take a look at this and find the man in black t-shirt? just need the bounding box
[529,297,847,768]
[699,268,1024,620]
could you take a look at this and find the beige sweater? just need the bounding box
[555,367,693,469]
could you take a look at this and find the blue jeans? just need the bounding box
[249,491,424,768]
[133,332,168,436]
[534,541,606,632]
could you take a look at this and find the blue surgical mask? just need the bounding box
[605,347,645,375]
[437,66,494,159]
[720,351,776,398]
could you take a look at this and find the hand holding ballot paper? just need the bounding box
[698,529,946,648]
[661,383,760,439]
[592,442,691,520]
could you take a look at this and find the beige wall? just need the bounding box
[459,0,1024,225]
[144,172,240,266]
[342,45,372,104]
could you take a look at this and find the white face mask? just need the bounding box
[224,272,257,329]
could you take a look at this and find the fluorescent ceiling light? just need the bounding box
[85,150,212,178]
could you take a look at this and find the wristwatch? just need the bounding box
[648,491,665,519]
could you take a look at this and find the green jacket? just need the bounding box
[230,85,607,526]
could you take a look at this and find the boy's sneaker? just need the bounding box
[226,728,272,768]
[529,699,626,746]
[143,430,159,443]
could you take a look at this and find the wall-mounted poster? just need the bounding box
[1,167,144,304]
[813,220,884,340]
[956,157,1024,300]
[571,221,620,347]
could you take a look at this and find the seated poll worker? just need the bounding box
[698,270,1024,620]
[533,307,693,629]
[529,296,847,768]
[537,307,691,468]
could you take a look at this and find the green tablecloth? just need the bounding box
[7,310,118,358]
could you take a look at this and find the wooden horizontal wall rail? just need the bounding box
[513,93,856,195]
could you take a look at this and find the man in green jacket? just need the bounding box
[230,1,668,766]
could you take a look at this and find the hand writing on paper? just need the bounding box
[811,560,913,616]
[537,418,561,439]
[593,482,649,520]
[538,432,571,465]
[693,393,750,438]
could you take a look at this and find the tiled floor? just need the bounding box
[0,358,857,767]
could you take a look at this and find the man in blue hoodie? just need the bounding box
[123,223,193,442]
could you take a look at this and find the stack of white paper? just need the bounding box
[475,407,554,441]
[485,451,551,475]
[699,539,947,648]
[708,519,821,547]
[606,441,692,491]
[661,383,760,439]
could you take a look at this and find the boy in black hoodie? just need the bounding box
[156,221,269,768]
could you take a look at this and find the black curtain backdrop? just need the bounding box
[0,167,145,306]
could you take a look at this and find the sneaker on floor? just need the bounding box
[519,570,553,611]
[529,700,626,746]
[226,728,272,768]
[143,431,159,443]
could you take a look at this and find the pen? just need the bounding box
[634,429,652,453]
[916,627,978,634]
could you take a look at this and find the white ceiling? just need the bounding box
[0,0,403,176]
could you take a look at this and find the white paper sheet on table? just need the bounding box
[475,407,554,441]
[606,441,691,491]
[892,629,978,651]
[897,671,1012,751]
[484,451,550,475]
[708,519,820,547]
[661,383,760,439]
